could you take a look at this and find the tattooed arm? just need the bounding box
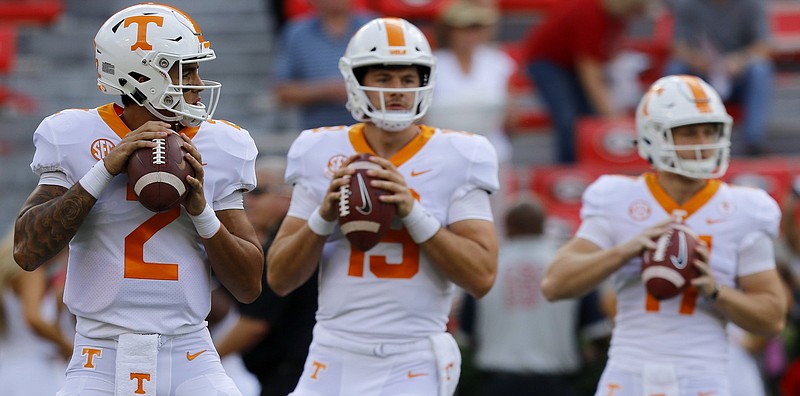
[13,120,173,271]
[13,183,96,271]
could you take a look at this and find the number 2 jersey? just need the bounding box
[576,173,780,374]
[29,103,257,339]
[285,124,499,343]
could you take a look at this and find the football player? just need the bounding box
[541,74,786,396]
[267,17,499,395]
[12,4,262,395]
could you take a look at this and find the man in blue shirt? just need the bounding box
[274,0,375,130]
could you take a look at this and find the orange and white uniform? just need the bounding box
[284,124,498,395]
[30,103,256,396]
[577,174,780,396]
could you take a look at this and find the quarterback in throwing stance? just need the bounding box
[541,75,786,396]
[267,17,499,396]
[13,4,262,395]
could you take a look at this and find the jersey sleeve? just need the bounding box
[285,129,326,220]
[746,188,781,240]
[449,132,499,199]
[576,175,619,249]
[736,188,781,276]
[205,121,258,205]
[285,129,314,186]
[30,113,81,184]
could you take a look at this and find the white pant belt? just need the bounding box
[313,324,431,358]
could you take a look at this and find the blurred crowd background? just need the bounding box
[5,0,800,395]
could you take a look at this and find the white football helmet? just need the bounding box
[339,18,436,132]
[94,3,220,127]
[636,75,732,179]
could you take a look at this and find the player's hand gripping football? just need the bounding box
[319,154,358,221]
[360,156,415,217]
[690,241,717,298]
[622,217,675,262]
[178,132,207,216]
[104,121,172,175]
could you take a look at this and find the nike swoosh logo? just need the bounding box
[186,349,207,361]
[407,371,428,378]
[670,231,688,269]
[355,173,372,215]
[411,169,432,177]
[706,217,726,225]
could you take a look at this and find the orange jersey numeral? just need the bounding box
[124,185,180,280]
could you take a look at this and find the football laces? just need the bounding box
[339,184,351,217]
[152,138,166,165]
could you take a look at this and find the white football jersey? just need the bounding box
[30,103,257,338]
[286,124,499,343]
[577,173,780,374]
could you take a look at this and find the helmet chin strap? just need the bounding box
[371,118,412,132]
[143,101,202,127]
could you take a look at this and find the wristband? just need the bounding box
[189,204,221,239]
[79,160,114,199]
[401,202,441,244]
[307,206,336,236]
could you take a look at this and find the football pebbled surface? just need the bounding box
[338,154,396,251]
[127,132,194,213]
[641,223,700,300]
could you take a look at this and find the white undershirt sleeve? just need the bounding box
[286,182,320,221]
[39,171,71,189]
[447,188,493,224]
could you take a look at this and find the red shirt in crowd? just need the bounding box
[522,0,626,69]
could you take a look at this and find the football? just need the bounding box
[127,132,194,213]
[641,223,700,300]
[338,153,396,251]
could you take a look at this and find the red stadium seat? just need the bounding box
[576,116,647,166]
[0,0,62,25]
[769,2,800,66]
[0,23,36,113]
[722,157,800,203]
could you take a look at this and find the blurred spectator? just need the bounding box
[274,0,375,130]
[425,0,515,166]
[664,0,774,157]
[214,156,317,396]
[521,0,649,163]
[0,230,73,395]
[208,284,261,396]
[470,198,609,396]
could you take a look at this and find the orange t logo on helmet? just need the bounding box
[383,18,407,55]
[676,75,712,113]
[124,15,164,51]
